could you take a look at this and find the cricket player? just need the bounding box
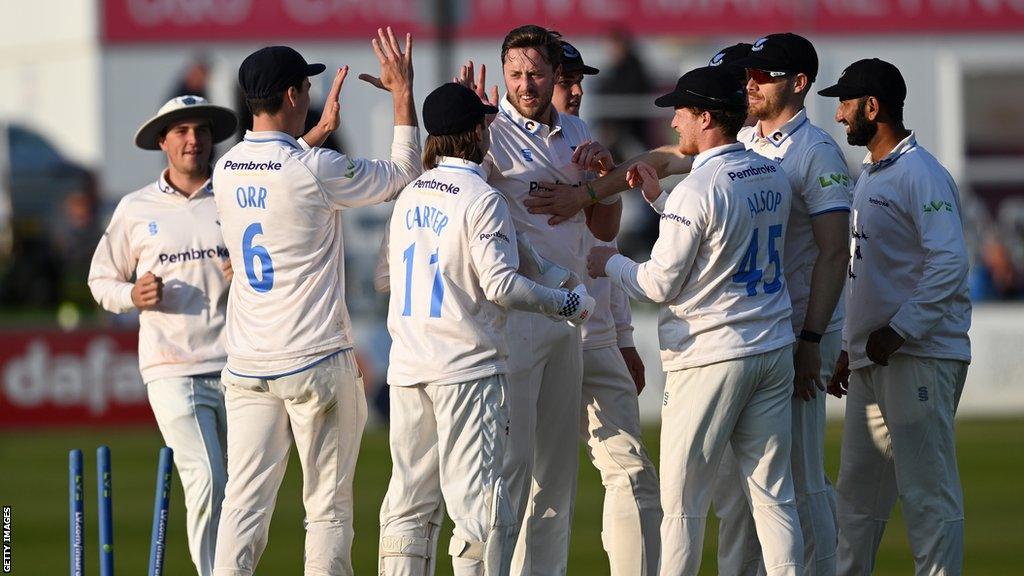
[552,40,662,576]
[715,33,851,576]
[819,58,972,575]
[88,94,238,576]
[455,24,620,575]
[211,32,421,576]
[588,65,804,576]
[379,81,594,576]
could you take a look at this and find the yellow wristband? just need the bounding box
[586,183,599,205]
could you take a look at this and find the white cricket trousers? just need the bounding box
[580,345,662,576]
[715,330,842,576]
[379,375,515,576]
[147,374,227,576]
[213,349,367,576]
[504,311,583,576]
[659,345,803,576]
[836,355,968,576]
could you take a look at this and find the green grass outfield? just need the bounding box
[2,419,1021,575]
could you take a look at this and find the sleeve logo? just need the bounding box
[922,200,953,213]
[818,173,850,188]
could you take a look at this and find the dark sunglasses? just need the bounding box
[746,69,791,84]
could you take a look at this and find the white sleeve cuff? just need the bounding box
[889,321,910,340]
[605,253,631,285]
[649,191,669,214]
[297,137,312,150]
[393,125,420,144]
[116,283,136,312]
[616,328,635,349]
[598,193,622,206]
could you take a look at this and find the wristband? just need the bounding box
[586,182,599,205]
[798,330,823,343]
[598,192,621,205]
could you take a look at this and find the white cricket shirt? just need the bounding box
[485,95,592,280]
[606,143,795,371]
[386,157,567,386]
[88,172,228,382]
[214,127,421,377]
[739,109,851,334]
[844,133,971,370]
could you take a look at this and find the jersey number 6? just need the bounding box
[242,222,275,293]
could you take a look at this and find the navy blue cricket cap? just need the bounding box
[818,58,907,105]
[423,83,499,136]
[655,66,747,111]
[733,33,818,82]
[560,41,599,75]
[709,42,753,86]
[238,46,326,99]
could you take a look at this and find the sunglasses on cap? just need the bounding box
[746,69,791,84]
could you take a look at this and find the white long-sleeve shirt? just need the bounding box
[386,157,568,386]
[582,235,635,350]
[605,142,795,371]
[844,133,971,370]
[739,109,852,334]
[88,173,228,382]
[213,127,421,377]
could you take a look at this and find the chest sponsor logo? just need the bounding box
[922,200,953,213]
[868,196,890,208]
[818,173,851,188]
[148,221,158,236]
[158,246,229,265]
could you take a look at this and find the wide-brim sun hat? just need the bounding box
[134,95,238,150]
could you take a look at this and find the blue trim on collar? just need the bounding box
[438,164,483,176]
[226,349,343,380]
[244,134,301,150]
[692,143,746,171]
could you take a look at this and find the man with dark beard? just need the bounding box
[714,33,852,576]
[820,58,972,576]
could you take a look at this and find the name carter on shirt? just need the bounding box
[406,205,449,236]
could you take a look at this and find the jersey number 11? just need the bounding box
[401,241,444,318]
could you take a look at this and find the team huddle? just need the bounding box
[88,24,972,576]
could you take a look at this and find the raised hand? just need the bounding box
[302,66,349,147]
[359,27,413,94]
[572,141,615,175]
[455,60,499,108]
[626,162,663,204]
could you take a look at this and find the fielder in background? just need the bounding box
[455,25,619,575]
[379,81,594,576]
[88,95,238,576]
[552,40,662,576]
[589,66,805,576]
[820,58,972,576]
[211,31,421,576]
[715,33,851,576]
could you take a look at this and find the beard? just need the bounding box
[846,99,878,146]
[509,89,553,122]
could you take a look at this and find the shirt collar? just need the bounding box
[158,169,213,198]
[862,131,917,173]
[499,94,561,138]
[435,156,487,179]
[752,108,808,148]
[244,129,302,150]
[692,142,746,171]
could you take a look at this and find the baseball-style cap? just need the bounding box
[733,33,818,81]
[238,46,326,99]
[709,42,752,86]
[560,41,599,75]
[423,83,499,136]
[818,58,907,105]
[654,66,747,111]
[134,95,238,150]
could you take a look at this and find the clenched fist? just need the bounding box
[132,271,163,310]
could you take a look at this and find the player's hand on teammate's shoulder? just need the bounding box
[572,141,614,176]
[132,271,163,310]
[587,245,618,279]
[454,60,500,119]
[626,161,662,204]
[828,350,851,398]
[793,340,824,401]
[359,27,413,94]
